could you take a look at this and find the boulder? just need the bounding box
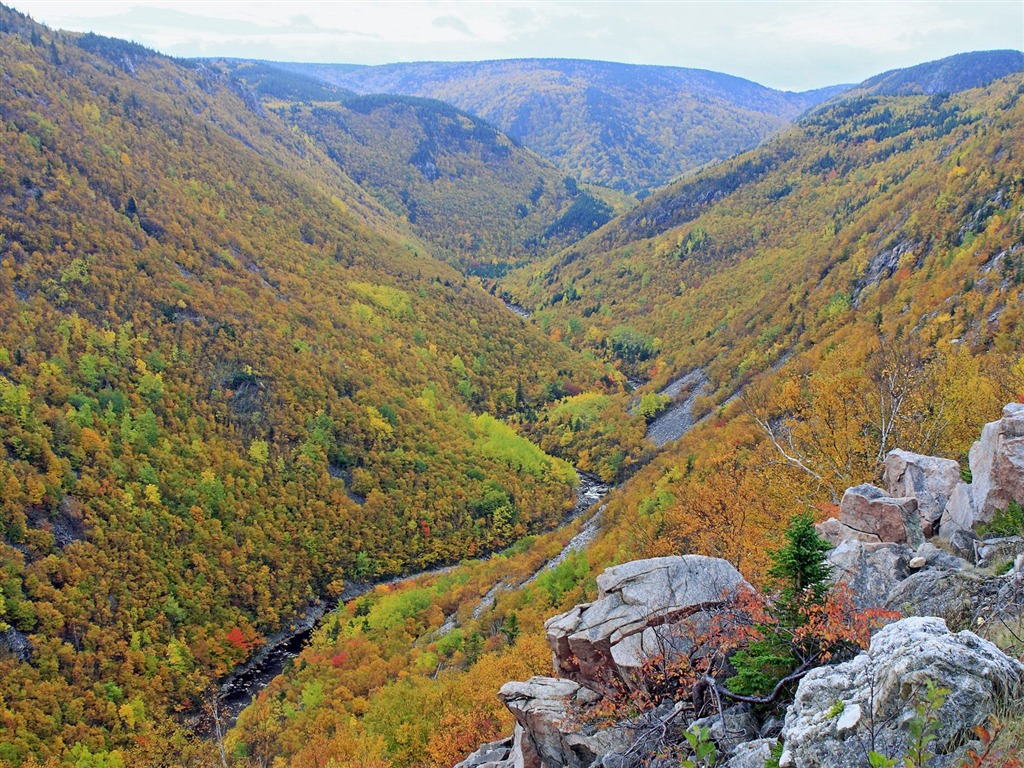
[976,536,1024,570]
[780,617,1024,768]
[545,556,748,696]
[941,482,978,539]
[690,704,759,751]
[814,517,844,546]
[838,484,924,547]
[827,540,912,610]
[885,568,989,626]
[723,738,776,768]
[453,736,514,768]
[884,450,961,537]
[941,404,1024,536]
[498,677,632,768]
[914,541,970,571]
[946,526,980,562]
[968,403,1024,518]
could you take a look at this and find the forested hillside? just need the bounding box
[0,8,635,764]
[498,70,1024,576]
[267,58,837,193]
[219,62,625,275]
[3,4,1024,766]
[503,74,1024,406]
[217,72,1024,768]
[856,49,1024,96]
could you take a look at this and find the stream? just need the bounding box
[209,299,699,731]
[208,472,608,731]
[502,298,531,318]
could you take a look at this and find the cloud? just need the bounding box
[738,3,966,53]
[8,0,1023,89]
[432,15,472,36]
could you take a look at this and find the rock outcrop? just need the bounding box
[941,403,1024,536]
[545,556,747,696]
[498,678,630,768]
[883,450,961,537]
[837,484,924,547]
[455,407,1024,768]
[0,627,32,663]
[826,540,912,610]
[453,736,515,768]
[780,617,1024,768]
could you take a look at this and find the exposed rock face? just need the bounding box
[780,618,1024,768]
[833,484,924,547]
[453,736,515,768]
[941,403,1024,536]
[0,627,32,663]
[498,677,631,768]
[976,536,1024,569]
[724,739,775,768]
[883,450,961,537]
[826,540,912,610]
[545,556,748,697]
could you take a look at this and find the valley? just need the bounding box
[0,3,1022,767]
[210,469,610,734]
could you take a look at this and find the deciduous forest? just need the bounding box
[1,4,1023,767]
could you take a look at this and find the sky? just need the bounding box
[8,1,1024,91]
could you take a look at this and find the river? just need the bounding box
[207,471,609,731]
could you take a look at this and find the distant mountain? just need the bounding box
[223,61,625,275]
[500,72,1024,404]
[855,49,1024,96]
[263,58,839,193]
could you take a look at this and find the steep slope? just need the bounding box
[502,74,1024,404]
[266,58,834,193]
[856,49,1024,97]
[223,73,1024,768]
[0,9,627,763]
[221,61,624,275]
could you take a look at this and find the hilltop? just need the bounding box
[264,58,837,193]
[219,61,627,275]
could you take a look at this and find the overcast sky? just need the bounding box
[8,1,1024,91]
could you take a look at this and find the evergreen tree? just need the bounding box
[726,513,833,699]
[767,512,833,621]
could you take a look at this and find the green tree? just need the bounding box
[767,512,833,620]
[726,513,832,699]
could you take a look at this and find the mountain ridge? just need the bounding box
[264,57,831,192]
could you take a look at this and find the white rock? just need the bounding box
[545,556,748,696]
[835,702,861,735]
[781,617,1024,768]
